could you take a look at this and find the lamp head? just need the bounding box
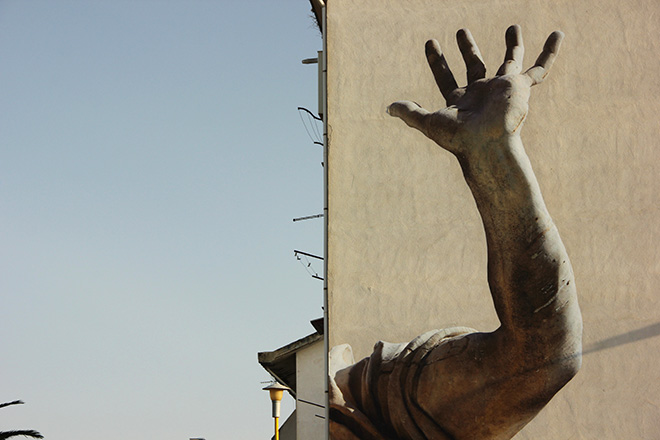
[262,382,290,402]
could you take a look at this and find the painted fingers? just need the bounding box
[425,29,486,105]
[389,26,563,147]
[387,101,431,135]
[497,25,524,76]
[496,25,563,84]
[388,102,458,148]
[426,26,563,94]
[456,29,486,84]
[425,39,458,103]
[524,31,564,85]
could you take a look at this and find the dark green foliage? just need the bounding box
[0,431,44,439]
[0,401,43,439]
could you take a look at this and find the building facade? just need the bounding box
[323,0,660,438]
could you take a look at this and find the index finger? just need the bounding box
[524,31,564,86]
[425,39,459,104]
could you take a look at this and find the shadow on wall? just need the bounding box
[583,322,660,356]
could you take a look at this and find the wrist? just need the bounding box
[456,134,526,174]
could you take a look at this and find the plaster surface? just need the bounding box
[325,0,660,438]
[296,340,325,438]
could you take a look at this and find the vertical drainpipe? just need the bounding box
[321,3,329,440]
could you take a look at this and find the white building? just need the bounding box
[258,319,325,440]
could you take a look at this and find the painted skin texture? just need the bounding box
[329,26,582,440]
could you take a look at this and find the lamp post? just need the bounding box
[263,382,290,440]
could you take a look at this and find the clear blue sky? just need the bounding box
[0,1,323,438]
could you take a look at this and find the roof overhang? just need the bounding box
[258,332,323,395]
[308,0,324,33]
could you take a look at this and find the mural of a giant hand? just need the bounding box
[329,26,582,440]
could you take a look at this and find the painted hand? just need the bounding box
[388,25,563,155]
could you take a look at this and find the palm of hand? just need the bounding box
[389,26,563,156]
[450,74,531,143]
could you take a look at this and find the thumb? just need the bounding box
[387,101,431,135]
[389,101,459,149]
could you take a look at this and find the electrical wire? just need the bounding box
[296,253,323,280]
[298,107,323,146]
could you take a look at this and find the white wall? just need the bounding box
[326,0,660,438]
[296,340,325,439]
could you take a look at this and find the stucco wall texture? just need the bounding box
[325,0,660,438]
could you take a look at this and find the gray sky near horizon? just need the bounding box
[0,1,323,438]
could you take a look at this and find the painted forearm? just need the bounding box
[456,135,577,335]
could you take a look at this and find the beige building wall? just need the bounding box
[296,340,325,438]
[325,0,660,438]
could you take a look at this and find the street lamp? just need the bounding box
[263,381,290,440]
